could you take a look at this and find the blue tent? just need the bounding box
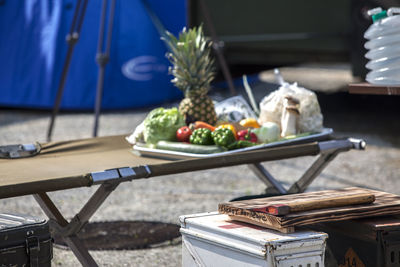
[0,0,185,110]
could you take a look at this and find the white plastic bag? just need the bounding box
[215,95,258,122]
[258,70,323,133]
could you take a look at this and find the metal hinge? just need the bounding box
[0,143,41,159]
[90,165,152,185]
[91,167,134,184]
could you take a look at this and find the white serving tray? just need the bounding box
[133,128,333,160]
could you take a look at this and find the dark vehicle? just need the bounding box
[188,0,400,78]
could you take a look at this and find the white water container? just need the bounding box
[364,7,400,85]
[180,212,327,267]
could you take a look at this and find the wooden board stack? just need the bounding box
[219,187,400,233]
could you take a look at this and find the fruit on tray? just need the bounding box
[156,141,225,154]
[162,26,217,125]
[211,128,236,148]
[190,128,214,145]
[176,126,192,142]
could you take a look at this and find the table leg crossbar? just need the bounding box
[249,138,366,194]
[249,150,340,195]
[248,163,287,194]
[33,181,121,267]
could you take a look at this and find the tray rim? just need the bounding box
[133,128,333,160]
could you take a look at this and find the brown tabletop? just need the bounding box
[0,135,167,199]
[0,134,325,199]
[349,83,400,95]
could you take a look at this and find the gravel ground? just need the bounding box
[0,74,399,266]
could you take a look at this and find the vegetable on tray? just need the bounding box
[280,132,313,141]
[190,128,214,145]
[216,124,237,139]
[251,122,280,143]
[211,128,236,148]
[239,118,260,128]
[156,141,226,154]
[190,121,216,132]
[143,107,185,144]
[227,140,259,150]
[237,129,258,143]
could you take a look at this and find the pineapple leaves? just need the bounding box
[161,25,215,96]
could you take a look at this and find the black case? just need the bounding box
[309,216,400,267]
[0,213,52,267]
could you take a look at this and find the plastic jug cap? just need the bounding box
[367,7,388,22]
[372,10,388,22]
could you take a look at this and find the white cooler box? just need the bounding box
[180,212,327,267]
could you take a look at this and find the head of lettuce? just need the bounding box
[143,107,186,145]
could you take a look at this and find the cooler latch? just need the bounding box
[26,235,40,267]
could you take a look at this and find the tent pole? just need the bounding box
[47,0,89,141]
[93,0,116,137]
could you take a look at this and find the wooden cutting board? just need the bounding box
[219,187,400,233]
[249,191,375,215]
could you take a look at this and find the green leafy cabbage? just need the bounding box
[143,107,186,145]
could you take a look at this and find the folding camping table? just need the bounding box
[0,134,365,266]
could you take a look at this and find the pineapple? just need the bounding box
[163,26,217,125]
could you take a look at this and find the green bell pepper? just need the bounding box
[190,128,214,145]
[211,128,236,148]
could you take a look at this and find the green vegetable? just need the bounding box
[227,140,258,150]
[156,141,226,154]
[211,128,236,147]
[143,107,186,144]
[190,128,214,145]
[280,132,313,141]
[251,122,280,143]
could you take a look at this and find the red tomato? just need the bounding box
[176,126,192,142]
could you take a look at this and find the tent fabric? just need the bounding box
[0,0,185,110]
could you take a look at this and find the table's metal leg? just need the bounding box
[33,193,98,267]
[287,150,340,194]
[65,182,119,235]
[64,236,98,267]
[33,182,119,267]
[248,163,287,194]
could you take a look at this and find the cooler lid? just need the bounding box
[0,213,46,231]
[180,212,327,250]
[360,216,400,231]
